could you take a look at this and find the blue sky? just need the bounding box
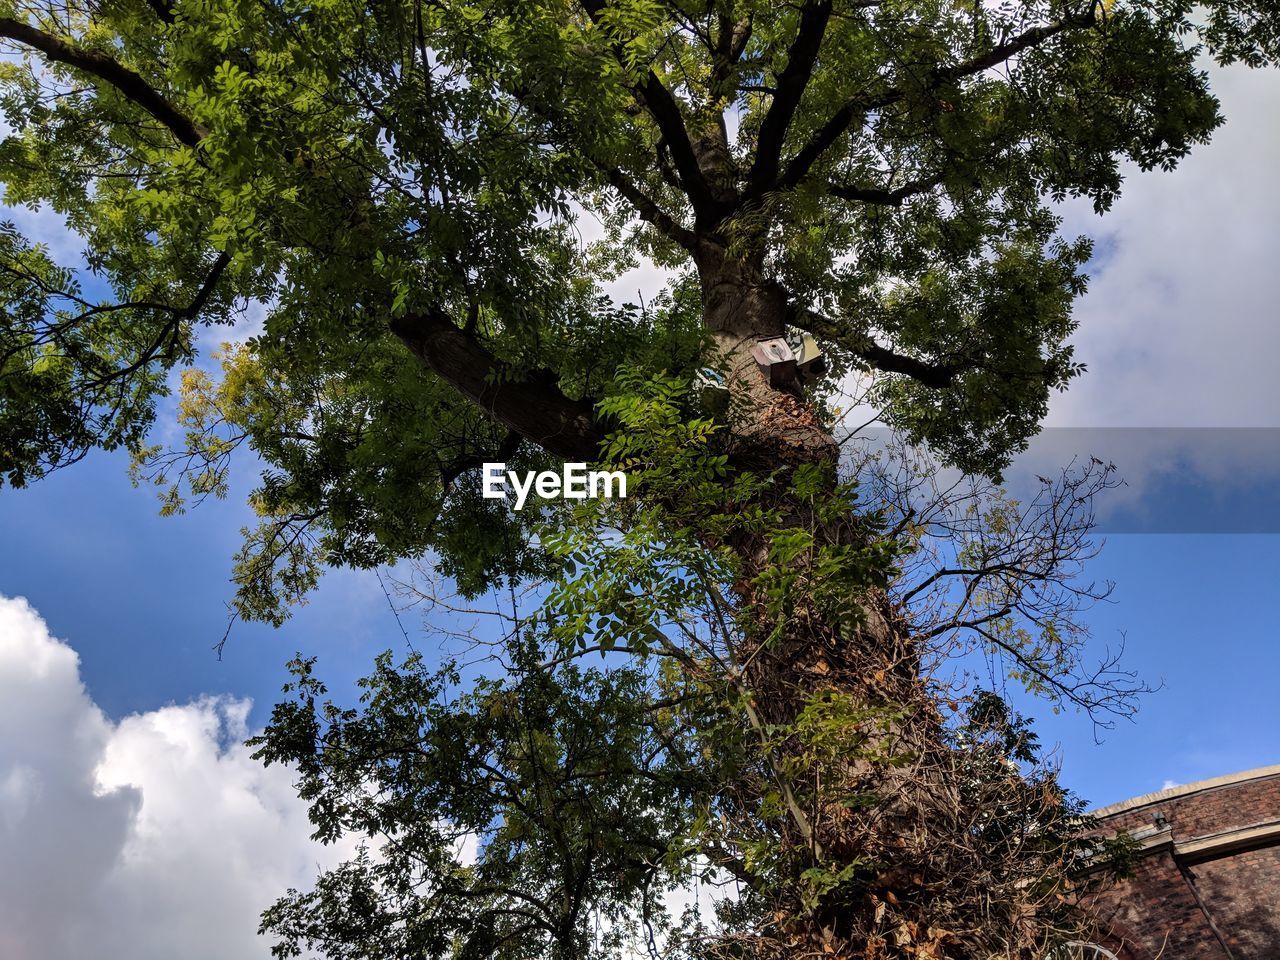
[1006,533,1280,805]
[4,442,1278,813]
[0,446,395,723]
[5,47,1280,960]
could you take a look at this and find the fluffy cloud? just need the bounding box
[1052,61,1280,430]
[1004,61,1280,527]
[0,595,356,960]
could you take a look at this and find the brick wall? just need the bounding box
[1083,766,1280,960]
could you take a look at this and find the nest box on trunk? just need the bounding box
[751,336,798,387]
[750,335,827,388]
[796,334,827,378]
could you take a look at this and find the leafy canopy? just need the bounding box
[3,0,1278,602]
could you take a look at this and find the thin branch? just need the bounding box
[779,17,1084,190]
[86,250,232,387]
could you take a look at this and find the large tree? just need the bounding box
[0,0,1271,952]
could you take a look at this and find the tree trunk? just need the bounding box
[693,254,970,958]
[696,246,836,466]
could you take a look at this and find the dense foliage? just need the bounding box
[2,0,1276,952]
[4,0,1277,585]
[251,395,1137,957]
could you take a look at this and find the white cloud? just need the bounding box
[0,595,356,960]
[841,62,1280,520]
[840,62,1280,510]
[998,61,1280,523]
[1051,61,1280,429]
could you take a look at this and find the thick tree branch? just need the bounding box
[827,170,947,206]
[951,19,1075,77]
[789,304,961,387]
[779,90,901,192]
[391,310,605,460]
[746,0,833,197]
[576,0,723,219]
[595,163,698,252]
[852,339,959,386]
[779,18,1081,190]
[0,17,207,147]
[711,12,753,97]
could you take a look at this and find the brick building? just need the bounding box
[1076,764,1280,959]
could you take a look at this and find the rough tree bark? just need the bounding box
[673,170,962,953]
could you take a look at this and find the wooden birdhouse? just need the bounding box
[796,334,827,379]
[751,336,797,388]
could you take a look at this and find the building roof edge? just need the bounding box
[1092,763,1280,818]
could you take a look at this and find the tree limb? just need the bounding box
[0,17,207,147]
[788,304,961,387]
[391,310,606,460]
[711,12,753,98]
[779,18,1081,190]
[827,170,947,206]
[83,250,232,388]
[576,0,723,219]
[746,0,833,198]
[594,163,699,252]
